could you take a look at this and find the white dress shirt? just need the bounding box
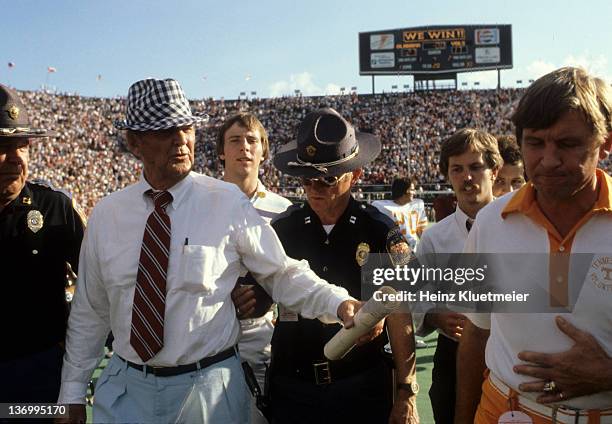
[238,180,292,366]
[58,172,350,404]
[414,205,472,337]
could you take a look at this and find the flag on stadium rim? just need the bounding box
[47,66,57,73]
[8,62,15,68]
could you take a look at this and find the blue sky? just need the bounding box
[2,0,611,99]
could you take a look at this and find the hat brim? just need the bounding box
[114,113,209,131]
[273,132,381,178]
[0,128,59,138]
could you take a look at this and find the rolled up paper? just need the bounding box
[324,286,400,360]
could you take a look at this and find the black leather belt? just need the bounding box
[286,356,385,385]
[117,346,236,377]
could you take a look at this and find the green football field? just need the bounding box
[85,333,437,423]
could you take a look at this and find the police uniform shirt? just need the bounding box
[0,180,85,361]
[270,196,396,372]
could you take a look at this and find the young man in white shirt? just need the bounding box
[416,128,501,424]
[217,112,292,424]
[58,79,366,424]
[372,177,428,251]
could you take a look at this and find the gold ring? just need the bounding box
[543,381,557,392]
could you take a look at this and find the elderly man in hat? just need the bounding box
[58,79,366,424]
[456,67,612,423]
[269,108,419,424]
[0,85,85,409]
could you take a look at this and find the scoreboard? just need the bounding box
[359,24,512,75]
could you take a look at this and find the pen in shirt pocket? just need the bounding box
[183,237,188,253]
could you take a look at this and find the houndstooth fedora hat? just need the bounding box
[114,78,208,131]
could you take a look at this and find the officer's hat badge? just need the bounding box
[306,145,317,157]
[356,242,370,266]
[27,210,44,233]
[7,105,19,120]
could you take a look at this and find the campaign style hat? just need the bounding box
[114,78,208,131]
[0,84,58,138]
[273,108,381,178]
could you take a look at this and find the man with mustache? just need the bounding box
[57,79,364,424]
[415,128,501,424]
[456,67,612,423]
[0,84,85,414]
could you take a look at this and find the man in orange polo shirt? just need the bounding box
[456,67,612,424]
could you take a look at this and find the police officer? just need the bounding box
[0,84,85,406]
[269,108,419,424]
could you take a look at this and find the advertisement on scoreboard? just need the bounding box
[359,24,512,75]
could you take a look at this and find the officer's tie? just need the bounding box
[130,190,173,362]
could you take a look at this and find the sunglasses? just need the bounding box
[301,173,349,187]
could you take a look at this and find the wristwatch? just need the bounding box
[397,380,420,396]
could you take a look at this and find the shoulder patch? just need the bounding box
[386,227,412,266]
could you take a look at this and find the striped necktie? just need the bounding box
[130,190,173,362]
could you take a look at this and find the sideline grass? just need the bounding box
[415,333,437,423]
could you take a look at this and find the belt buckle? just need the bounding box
[313,361,331,385]
[150,365,166,376]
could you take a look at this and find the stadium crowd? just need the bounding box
[21,88,612,214]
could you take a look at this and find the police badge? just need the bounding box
[305,145,317,157]
[356,242,370,266]
[8,105,20,120]
[26,210,44,233]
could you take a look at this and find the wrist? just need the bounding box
[397,380,420,397]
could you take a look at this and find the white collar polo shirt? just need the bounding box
[464,169,612,410]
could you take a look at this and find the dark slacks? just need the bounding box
[270,360,392,424]
[0,344,64,424]
[429,334,459,424]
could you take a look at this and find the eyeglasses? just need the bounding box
[301,173,349,187]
